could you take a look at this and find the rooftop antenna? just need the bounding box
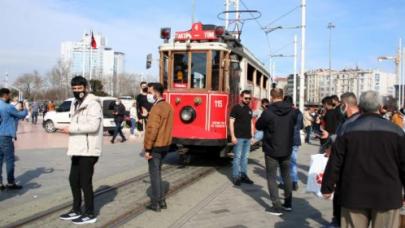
[219,0,260,40]
[224,0,240,30]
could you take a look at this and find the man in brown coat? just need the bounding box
[144,82,174,212]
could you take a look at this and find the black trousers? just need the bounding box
[333,186,341,225]
[265,155,292,207]
[69,156,98,215]
[148,151,167,204]
[112,119,126,141]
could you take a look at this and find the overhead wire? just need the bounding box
[239,0,273,79]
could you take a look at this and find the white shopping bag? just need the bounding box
[306,154,329,198]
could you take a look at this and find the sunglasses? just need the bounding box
[243,97,252,100]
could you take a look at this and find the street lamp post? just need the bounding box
[377,38,402,108]
[293,34,298,105]
[327,22,335,79]
[299,0,306,112]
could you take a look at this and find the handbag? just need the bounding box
[306,154,331,198]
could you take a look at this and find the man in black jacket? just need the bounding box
[322,91,405,228]
[111,99,127,144]
[256,88,297,216]
[323,92,360,228]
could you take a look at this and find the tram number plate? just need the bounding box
[214,100,223,108]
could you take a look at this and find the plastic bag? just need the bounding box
[306,154,329,198]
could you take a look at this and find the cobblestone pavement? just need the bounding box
[126,143,334,228]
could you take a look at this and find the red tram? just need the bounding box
[158,23,271,157]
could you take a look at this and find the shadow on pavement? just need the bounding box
[0,167,54,201]
[274,197,330,228]
[226,156,329,228]
[94,185,118,216]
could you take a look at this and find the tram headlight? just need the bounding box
[180,106,196,123]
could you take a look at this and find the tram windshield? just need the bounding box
[191,53,207,89]
[173,53,189,88]
[164,50,223,91]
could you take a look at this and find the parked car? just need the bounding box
[43,96,118,135]
[119,95,135,111]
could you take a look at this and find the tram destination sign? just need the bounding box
[175,23,219,42]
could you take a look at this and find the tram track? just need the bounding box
[5,158,222,228]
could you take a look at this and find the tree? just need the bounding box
[47,60,71,100]
[116,73,143,97]
[13,71,45,100]
[89,79,109,96]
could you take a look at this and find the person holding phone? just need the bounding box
[143,82,173,212]
[59,76,103,224]
[0,88,28,191]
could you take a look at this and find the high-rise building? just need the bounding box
[60,31,125,95]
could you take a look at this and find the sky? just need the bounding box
[1,0,405,82]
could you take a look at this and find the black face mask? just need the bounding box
[73,91,86,101]
[5,98,11,103]
[142,88,148,93]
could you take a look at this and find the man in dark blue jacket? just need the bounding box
[256,88,297,216]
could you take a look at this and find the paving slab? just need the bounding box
[126,143,334,228]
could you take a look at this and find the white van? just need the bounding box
[43,96,118,135]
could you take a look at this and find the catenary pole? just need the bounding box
[293,34,298,105]
[299,0,306,112]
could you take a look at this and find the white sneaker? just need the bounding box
[72,214,97,224]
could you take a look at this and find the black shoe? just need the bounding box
[6,183,22,190]
[121,138,127,143]
[72,214,97,224]
[233,177,241,186]
[160,200,167,209]
[282,203,292,212]
[146,203,161,212]
[241,173,254,184]
[110,139,115,144]
[266,206,283,216]
[0,184,4,191]
[292,182,299,191]
[278,183,285,189]
[59,210,81,221]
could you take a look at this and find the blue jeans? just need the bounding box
[130,118,136,135]
[254,130,263,142]
[279,146,299,183]
[0,136,15,184]
[232,138,251,178]
[290,146,299,182]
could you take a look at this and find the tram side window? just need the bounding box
[247,64,254,83]
[173,53,188,88]
[191,53,207,89]
[211,51,220,91]
[163,52,169,89]
[256,71,262,87]
[263,76,268,89]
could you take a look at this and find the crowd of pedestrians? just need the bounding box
[1,77,404,226]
